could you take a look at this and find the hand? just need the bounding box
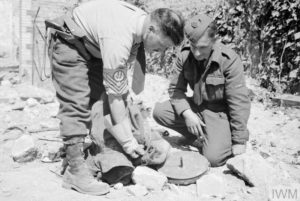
[182,109,206,139]
[232,144,246,156]
[122,138,145,159]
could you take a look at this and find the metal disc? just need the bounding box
[158,151,209,185]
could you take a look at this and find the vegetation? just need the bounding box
[126,0,300,94]
[211,0,300,94]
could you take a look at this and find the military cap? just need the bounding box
[184,14,214,44]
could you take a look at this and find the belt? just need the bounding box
[45,12,91,61]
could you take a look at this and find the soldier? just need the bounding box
[153,14,250,167]
[46,0,184,195]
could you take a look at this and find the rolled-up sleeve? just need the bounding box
[168,53,191,115]
[100,37,132,96]
[224,56,251,144]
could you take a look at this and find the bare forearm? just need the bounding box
[108,94,126,125]
[182,109,194,119]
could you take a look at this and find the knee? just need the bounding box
[152,102,164,125]
[203,150,231,167]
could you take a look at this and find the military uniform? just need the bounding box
[153,18,251,166]
[45,0,148,194]
[48,0,146,140]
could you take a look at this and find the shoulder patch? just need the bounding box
[103,68,128,96]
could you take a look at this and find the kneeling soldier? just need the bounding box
[153,14,250,167]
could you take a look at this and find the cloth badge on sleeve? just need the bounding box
[103,68,128,95]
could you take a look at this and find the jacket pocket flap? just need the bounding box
[206,77,225,85]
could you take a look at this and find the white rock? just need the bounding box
[15,84,55,104]
[1,80,12,87]
[226,151,277,187]
[127,184,148,196]
[132,166,167,191]
[196,173,225,198]
[113,182,124,190]
[11,135,38,162]
[26,98,39,107]
[0,86,19,104]
[11,100,26,110]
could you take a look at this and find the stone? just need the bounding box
[270,141,276,147]
[46,102,59,117]
[222,171,246,194]
[127,184,148,196]
[11,135,38,162]
[132,166,167,191]
[26,98,39,107]
[40,119,60,130]
[11,100,26,110]
[0,126,25,144]
[1,80,12,87]
[196,173,226,198]
[114,182,124,190]
[0,86,19,104]
[15,84,55,104]
[226,151,277,187]
[41,145,61,163]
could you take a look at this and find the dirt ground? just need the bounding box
[0,74,299,201]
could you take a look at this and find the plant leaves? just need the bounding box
[294,32,300,40]
[285,42,294,48]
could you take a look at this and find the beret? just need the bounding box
[184,14,214,43]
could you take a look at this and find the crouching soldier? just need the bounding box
[153,14,251,167]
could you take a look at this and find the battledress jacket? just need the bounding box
[168,41,251,144]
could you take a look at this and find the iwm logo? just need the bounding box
[269,184,300,201]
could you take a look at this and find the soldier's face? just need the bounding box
[143,25,174,53]
[190,32,214,61]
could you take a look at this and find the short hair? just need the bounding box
[150,8,185,46]
[206,21,218,39]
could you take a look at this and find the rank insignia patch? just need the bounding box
[103,68,128,95]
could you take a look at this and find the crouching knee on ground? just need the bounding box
[202,146,232,167]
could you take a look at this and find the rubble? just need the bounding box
[11,100,26,111]
[26,98,39,107]
[41,145,62,163]
[196,173,225,198]
[126,184,148,196]
[0,86,19,103]
[11,135,38,163]
[132,166,167,191]
[1,80,12,87]
[113,182,124,190]
[0,126,25,144]
[226,151,277,187]
[15,84,55,104]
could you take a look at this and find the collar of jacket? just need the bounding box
[183,40,231,67]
